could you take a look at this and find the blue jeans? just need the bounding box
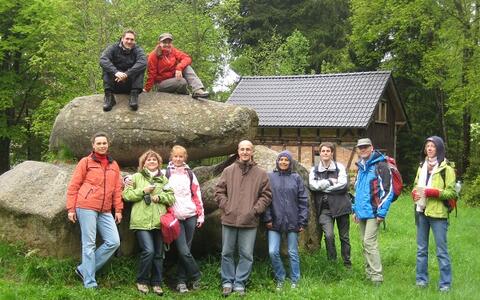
[268,230,300,283]
[76,208,120,288]
[135,230,164,285]
[221,225,257,290]
[416,212,451,288]
[175,216,201,284]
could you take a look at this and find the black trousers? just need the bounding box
[103,70,144,94]
[318,210,351,266]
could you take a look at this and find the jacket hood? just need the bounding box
[422,136,445,163]
[275,150,293,173]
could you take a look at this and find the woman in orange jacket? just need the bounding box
[66,132,123,289]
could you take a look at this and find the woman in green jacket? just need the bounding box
[123,150,175,295]
[412,136,456,292]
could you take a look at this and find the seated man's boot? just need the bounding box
[192,88,209,99]
[103,91,116,112]
[129,90,139,111]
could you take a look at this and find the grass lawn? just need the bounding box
[1,194,479,299]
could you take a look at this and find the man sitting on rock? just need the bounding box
[100,30,147,112]
[143,33,209,99]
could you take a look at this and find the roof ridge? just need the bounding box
[240,71,391,80]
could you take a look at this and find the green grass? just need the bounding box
[1,194,479,299]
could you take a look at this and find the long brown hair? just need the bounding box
[138,149,162,172]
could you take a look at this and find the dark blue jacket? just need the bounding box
[262,155,309,232]
[354,150,394,219]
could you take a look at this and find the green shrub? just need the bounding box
[460,175,480,207]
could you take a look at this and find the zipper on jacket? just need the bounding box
[100,165,107,212]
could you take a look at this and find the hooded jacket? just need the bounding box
[144,46,192,92]
[122,169,175,230]
[309,160,352,218]
[412,136,456,219]
[66,152,123,214]
[215,159,272,228]
[353,150,394,219]
[262,151,309,232]
[100,41,147,78]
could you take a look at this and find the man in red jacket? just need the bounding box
[144,33,209,98]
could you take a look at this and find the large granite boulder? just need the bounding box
[191,146,320,257]
[49,93,258,167]
[0,161,136,258]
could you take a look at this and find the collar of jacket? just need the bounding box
[273,168,293,175]
[317,161,336,173]
[235,159,256,175]
[167,161,191,170]
[90,151,113,164]
[356,150,385,169]
[140,168,164,180]
[118,41,134,54]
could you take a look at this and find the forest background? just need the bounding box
[1,0,480,205]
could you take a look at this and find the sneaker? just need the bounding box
[291,283,298,289]
[191,279,201,290]
[136,283,149,294]
[176,283,189,293]
[234,288,245,296]
[416,281,428,288]
[152,285,164,296]
[74,267,84,282]
[276,281,284,291]
[192,88,209,98]
[439,286,450,293]
[222,286,232,297]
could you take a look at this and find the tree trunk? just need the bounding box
[462,109,471,177]
[0,137,11,175]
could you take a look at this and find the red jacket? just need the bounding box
[144,46,192,92]
[66,153,123,214]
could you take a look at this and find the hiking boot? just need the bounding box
[152,285,164,296]
[191,278,201,290]
[222,286,232,297]
[192,88,209,99]
[74,267,84,282]
[176,283,189,293]
[103,91,116,112]
[136,283,149,294]
[129,90,139,111]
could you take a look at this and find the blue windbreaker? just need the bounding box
[354,150,394,219]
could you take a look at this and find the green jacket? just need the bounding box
[122,169,175,230]
[413,160,456,218]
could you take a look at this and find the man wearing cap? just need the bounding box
[353,138,394,286]
[144,33,209,98]
[100,30,147,111]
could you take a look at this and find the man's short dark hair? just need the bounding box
[122,29,137,38]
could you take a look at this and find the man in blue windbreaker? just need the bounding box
[353,138,394,286]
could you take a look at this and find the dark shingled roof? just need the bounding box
[227,71,393,128]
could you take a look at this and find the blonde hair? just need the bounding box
[138,149,162,172]
[170,145,188,160]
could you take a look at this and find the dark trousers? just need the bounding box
[136,229,164,285]
[103,71,144,94]
[318,210,351,266]
[175,216,201,283]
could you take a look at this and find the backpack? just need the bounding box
[160,207,180,248]
[377,156,404,202]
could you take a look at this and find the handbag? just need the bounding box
[160,207,180,247]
